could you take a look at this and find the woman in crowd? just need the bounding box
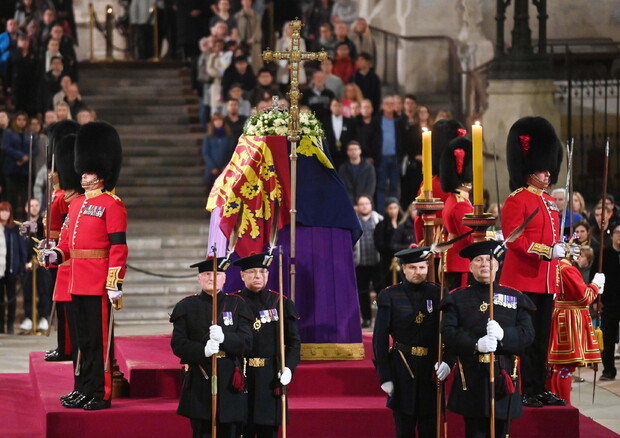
[574,219,599,253]
[342,83,363,118]
[373,197,403,292]
[391,203,417,253]
[275,21,307,90]
[202,113,235,195]
[0,202,26,334]
[416,104,433,131]
[573,191,589,220]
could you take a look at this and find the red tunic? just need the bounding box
[414,176,449,244]
[548,259,601,365]
[500,186,560,294]
[55,189,128,295]
[442,190,473,273]
[48,188,68,241]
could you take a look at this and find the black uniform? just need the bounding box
[373,280,450,438]
[440,281,535,438]
[170,291,253,438]
[234,288,301,438]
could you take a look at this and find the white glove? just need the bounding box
[279,367,292,385]
[37,239,56,250]
[434,362,450,381]
[38,248,58,266]
[551,243,566,259]
[592,273,605,294]
[210,324,225,343]
[381,381,394,396]
[19,220,38,235]
[487,320,504,341]
[569,243,581,259]
[107,289,123,303]
[204,339,220,357]
[476,335,497,353]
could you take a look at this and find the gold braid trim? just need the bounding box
[300,343,365,361]
[528,242,552,260]
[106,266,122,290]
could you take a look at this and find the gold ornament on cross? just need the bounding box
[262,19,327,141]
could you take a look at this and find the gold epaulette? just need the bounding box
[508,187,525,197]
[106,191,122,201]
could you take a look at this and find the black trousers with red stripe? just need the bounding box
[56,301,72,356]
[66,299,83,393]
[73,294,113,401]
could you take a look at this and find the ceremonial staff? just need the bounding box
[262,19,327,301]
[488,259,496,438]
[594,138,610,402]
[45,141,56,336]
[211,246,219,437]
[278,246,287,438]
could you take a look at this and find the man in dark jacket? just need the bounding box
[441,240,536,438]
[338,140,375,205]
[231,252,301,438]
[171,257,253,438]
[324,98,358,169]
[373,246,452,438]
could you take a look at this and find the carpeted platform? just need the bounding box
[1,333,618,437]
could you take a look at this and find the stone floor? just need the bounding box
[1,323,619,434]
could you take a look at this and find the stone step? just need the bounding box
[79,63,187,76]
[115,124,197,135]
[80,76,189,87]
[80,85,192,96]
[123,197,206,209]
[86,95,194,105]
[98,114,196,125]
[127,246,206,259]
[126,219,209,236]
[120,133,203,144]
[118,175,204,186]
[122,147,200,158]
[123,155,201,167]
[95,105,197,116]
[124,207,210,219]
[120,185,205,197]
[121,164,202,176]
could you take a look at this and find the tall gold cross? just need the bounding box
[262,19,327,140]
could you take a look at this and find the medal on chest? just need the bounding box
[222,311,233,326]
[426,299,433,313]
[479,301,489,313]
[415,311,425,324]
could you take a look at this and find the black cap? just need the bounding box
[190,257,230,273]
[459,240,503,260]
[394,246,432,264]
[232,252,274,270]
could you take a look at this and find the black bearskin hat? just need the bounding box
[56,134,84,194]
[506,116,563,191]
[74,121,122,191]
[431,119,466,175]
[46,120,80,169]
[440,136,473,193]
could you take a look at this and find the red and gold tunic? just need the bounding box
[55,188,128,295]
[548,259,601,365]
[443,190,473,273]
[500,185,561,294]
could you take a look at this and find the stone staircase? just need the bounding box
[78,62,209,220]
[77,62,212,323]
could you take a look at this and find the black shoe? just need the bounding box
[361,319,371,328]
[83,397,111,411]
[536,391,566,406]
[600,374,616,381]
[45,350,71,362]
[63,394,91,409]
[522,394,544,408]
[60,391,81,402]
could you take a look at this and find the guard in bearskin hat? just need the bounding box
[440,240,535,437]
[230,252,301,438]
[170,257,254,437]
[499,116,567,408]
[42,121,128,410]
[440,135,474,291]
[414,119,467,244]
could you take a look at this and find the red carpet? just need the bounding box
[0,333,618,437]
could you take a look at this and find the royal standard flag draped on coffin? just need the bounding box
[207,135,360,257]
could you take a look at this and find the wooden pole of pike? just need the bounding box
[489,265,496,438]
[436,252,447,438]
[211,250,218,437]
[278,247,287,438]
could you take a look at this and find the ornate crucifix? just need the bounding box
[262,19,327,141]
[261,19,327,304]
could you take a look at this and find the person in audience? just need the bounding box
[0,19,18,91]
[434,109,452,122]
[38,55,64,113]
[333,20,356,60]
[203,113,235,194]
[354,195,382,328]
[574,220,599,253]
[175,0,209,60]
[9,31,39,117]
[321,57,344,100]
[332,42,355,84]
[130,0,155,60]
[235,0,262,71]
[13,0,38,28]
[342,83,362,119]
[392,203,417,253]
[301,70,334,122]
[590,202,614,249]
[221,83,251,117]
[325,98,357,169]
[63,83,87,120]
[352,52,381,113]
[348,17,375,61]
[331,0,359,27]
[551,187,583,236]
[316,22,338,58]
[210,0,238,41]
[76,108,94,125]
[356,98,380,163]
[572,191,589,220]
[40,37,62,73]
[193,36,214,127]
[39,8,55,44]
[373,197,402,292]
[248,67,281,107]
[307,0,333,51]
[221,55,256,102]
[400,94,422,208]
[52,74,72,109]
[275,21,307,89]
[47,23,77,80]
[55,101,70,121]
[339,140,375,205]
[349,100,360,118]
[0,201,26,334]
[223,98,247,141]
[375,95,405,212]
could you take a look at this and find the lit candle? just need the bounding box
[472,121,483,206]
[422,128,432,193]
